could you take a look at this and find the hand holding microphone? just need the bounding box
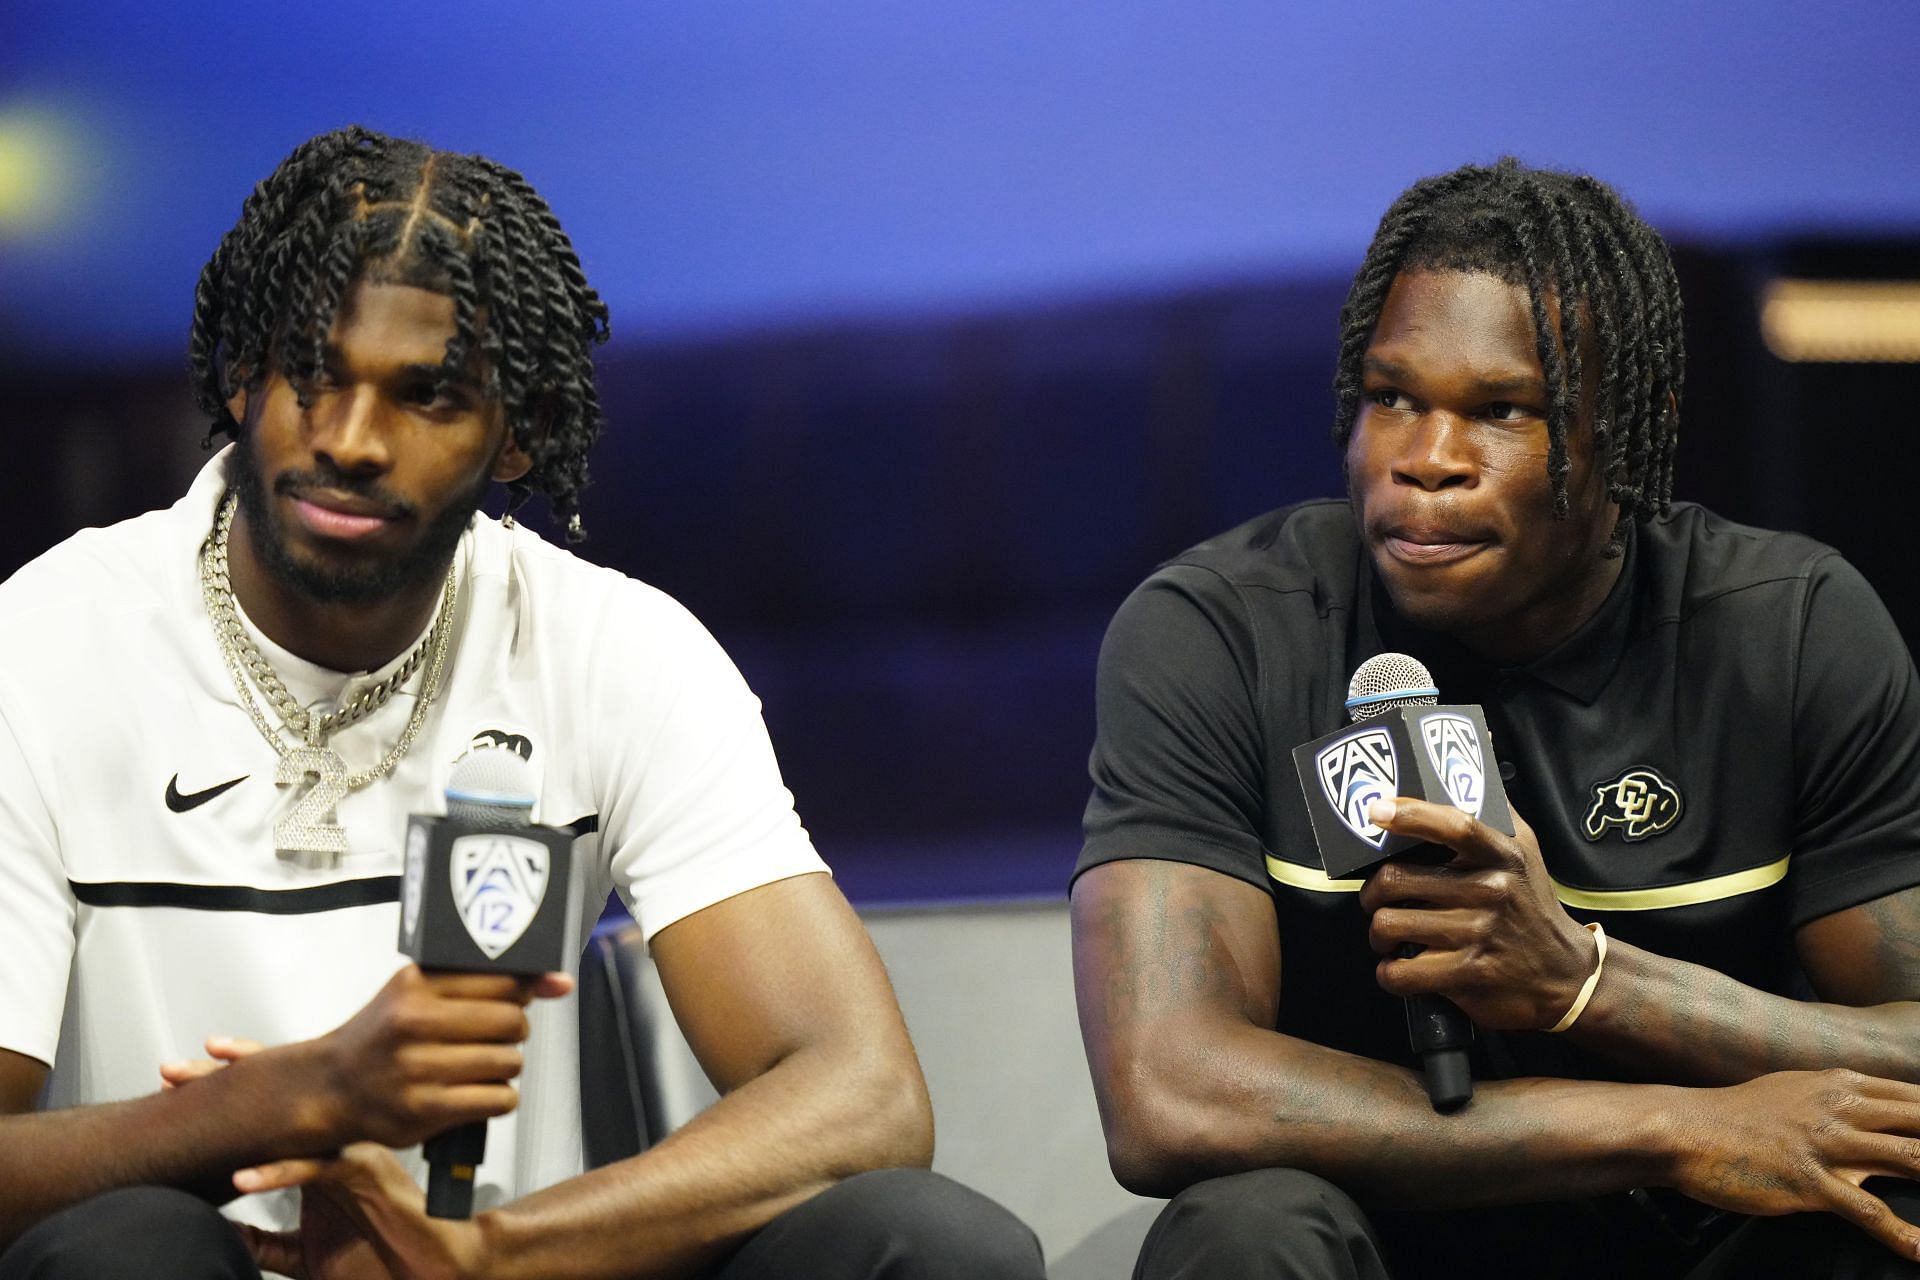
[1291,654,1495,1110]
[1357,791,1606,1034]
[400,749,584,1218]
[213,958,570,1205]
[1292,654,1604,1111]
[179,751,577,1220]
[1341,660,1601,1038]
[1292,654,1505,1111]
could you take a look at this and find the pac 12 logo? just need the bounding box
[451,833,552,959]
[1315,728,1397,848]
[1419,712,1485,819]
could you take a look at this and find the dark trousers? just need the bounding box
[714,1168,1044,1279]
[0,1188,262,1280]
[1133,1168,1920,1280]
[0,1169,1044,1280]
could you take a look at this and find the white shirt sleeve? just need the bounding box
[0,692,76,1068]
[587,589,829,943]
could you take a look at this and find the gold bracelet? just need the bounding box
[1547,922,1608,1034]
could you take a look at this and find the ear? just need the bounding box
[491,429,534,484]
[226,387,251,428]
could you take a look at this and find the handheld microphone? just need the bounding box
[399,749,584,1218]
[1290,653,1514,1112]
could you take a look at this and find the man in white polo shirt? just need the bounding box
[0,126,1042,1280]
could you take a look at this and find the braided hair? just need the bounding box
[189,126,611,536]
[1331,158,1683,549]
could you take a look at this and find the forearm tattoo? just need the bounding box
[1862,893,1920,997]
[1586,915,1920,1085]
[1095,867,1235,1024]
[1700,1155,1806,1199]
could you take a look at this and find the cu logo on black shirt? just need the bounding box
[1584,767,1683,842]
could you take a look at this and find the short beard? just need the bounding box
[228,430,486,606]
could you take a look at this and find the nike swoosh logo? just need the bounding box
[165,773,249,813]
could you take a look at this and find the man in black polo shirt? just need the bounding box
[1071,159,1920,1279]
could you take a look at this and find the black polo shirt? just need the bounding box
[1077,499,1920,1080]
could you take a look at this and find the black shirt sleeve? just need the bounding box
[1788,553,1920,925]
[1075,564,1272,891]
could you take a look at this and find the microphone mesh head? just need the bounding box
[445,749,537,828]
[1346,652,1438,721]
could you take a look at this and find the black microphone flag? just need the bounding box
[1292,699,1513,879]
[399,749,583,1219]
[400,754,583,976]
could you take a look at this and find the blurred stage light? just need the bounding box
[0,107,80,239]
[1761,279,1920,363]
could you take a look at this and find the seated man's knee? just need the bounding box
[0,1188,257,1280]
[1137,1169,1385,1280]
[732,1168,1043,1279]
[829,1169,1043,1278]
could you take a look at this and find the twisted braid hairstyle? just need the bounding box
[1331,158,1684,550]
[189,126,612,536]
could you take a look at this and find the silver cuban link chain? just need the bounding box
[199,491,458,865]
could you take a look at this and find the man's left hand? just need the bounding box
[234,1183,395,1280]
[1358,796,1598,1030]
[159,1036,266,1089]
[233,1145,484,1280]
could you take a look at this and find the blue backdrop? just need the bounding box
[4,1,1918,361]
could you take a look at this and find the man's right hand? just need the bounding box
[1674,1068,1920,1262]
[298,964,572,1151]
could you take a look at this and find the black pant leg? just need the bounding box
[0,1188,261,1280]
[1135,1172,1711,1280]
[1132,1168,1391,1280]
[711,1168,1044,1280]
[1685,1179,1920,1280]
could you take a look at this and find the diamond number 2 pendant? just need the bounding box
[275,745,350,867]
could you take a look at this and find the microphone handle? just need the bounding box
[1397,936,1474,1112]
[424,1121,488,1219]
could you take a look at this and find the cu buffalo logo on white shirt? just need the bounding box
[1584,767,1683,842]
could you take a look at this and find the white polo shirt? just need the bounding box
[0,450,829,1231]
